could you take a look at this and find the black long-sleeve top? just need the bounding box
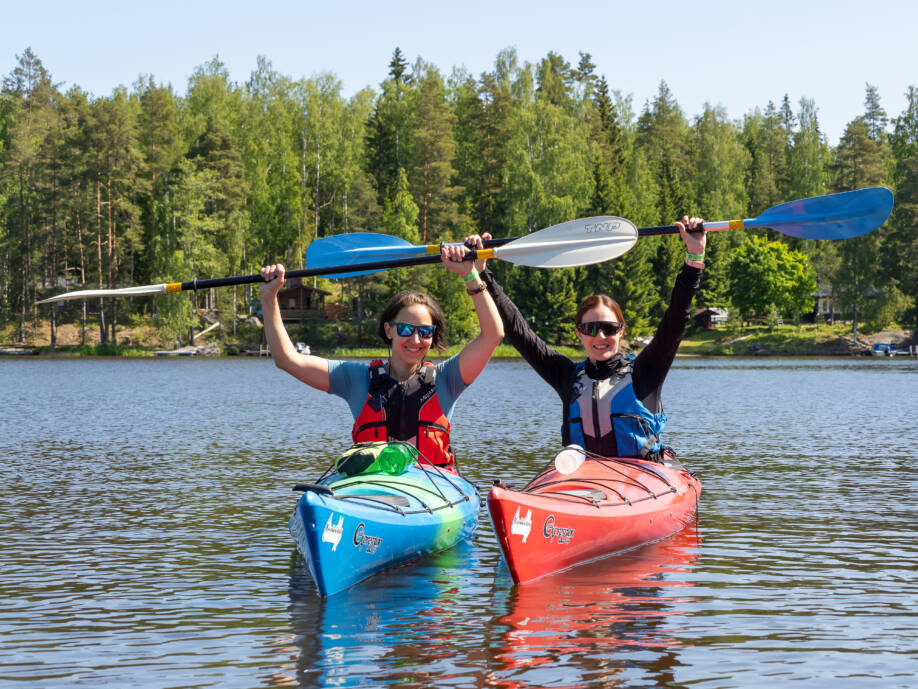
[480,264,702,422]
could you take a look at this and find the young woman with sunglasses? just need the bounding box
[258,243,503,471]
[465,216,705,460]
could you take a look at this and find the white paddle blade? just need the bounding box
[36,283,169,305]
[495,216,638,268]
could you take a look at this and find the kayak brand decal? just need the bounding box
[322,515,344,551]
[584,220,622,234]
[353,522,383,554]
[510,507,532,542]
[543,515,576,545]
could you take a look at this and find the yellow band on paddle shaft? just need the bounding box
[165,283,183,293]
[425,244,440,254]
[729,219,745,230]
[477,248,495,260]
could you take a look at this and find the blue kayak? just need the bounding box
[289,463,480,596]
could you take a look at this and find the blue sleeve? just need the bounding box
[434,354,468,421]
[327,360,370,420]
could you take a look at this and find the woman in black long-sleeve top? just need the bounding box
[467,217,705,460]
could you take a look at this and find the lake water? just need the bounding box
[1,356,916,688]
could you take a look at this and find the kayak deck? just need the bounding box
[488,455,701,584]
[290,463,479,596]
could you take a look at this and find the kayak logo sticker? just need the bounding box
[511,507,532,542]
[543,515,575,545]
[353,522,383,554]
[584,220,622,234]
[322,515,344,551]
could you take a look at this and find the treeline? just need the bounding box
[1,46,916,348]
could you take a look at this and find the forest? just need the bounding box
[1,46,916,350]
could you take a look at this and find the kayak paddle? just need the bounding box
[637,186,893,239]
[305,187,894,272]
[35,216,638,304]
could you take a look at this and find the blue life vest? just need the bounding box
[566,356,667,458]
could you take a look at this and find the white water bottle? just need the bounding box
[554,445,586,475]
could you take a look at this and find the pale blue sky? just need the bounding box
[4,0,916,144]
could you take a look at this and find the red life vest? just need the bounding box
[351,360,456,471]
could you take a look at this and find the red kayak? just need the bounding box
[488,455,701,584]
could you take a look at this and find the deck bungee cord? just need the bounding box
[294,440,476,516]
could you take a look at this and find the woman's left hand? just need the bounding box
[676,216,706,254]
[441,242,473,278]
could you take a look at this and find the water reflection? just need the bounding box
[279,522,701,688]
[285,539,493,688]
[489,524,701,688]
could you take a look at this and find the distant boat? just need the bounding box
[872,343,913,357]
[155,346,199,357]
[0,346,36,356]
[295,342,311,355]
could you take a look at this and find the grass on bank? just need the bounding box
[678,322,864,355]
[31,343,155,357]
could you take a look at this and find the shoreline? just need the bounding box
[3,323,915,359]
[4,343,916,360]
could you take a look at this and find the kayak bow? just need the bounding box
[290,461,479,596]
[488,454,701,584]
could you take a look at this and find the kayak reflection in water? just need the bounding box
[259,241,503,471]
[466,216,705,461]
[493,523,702,685]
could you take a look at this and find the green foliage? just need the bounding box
[381,167,419,243]
[728,235,817,319]
[3,47,916,352]
[861,285,914,333]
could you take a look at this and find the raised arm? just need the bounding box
[633,217,705,402]
[469,234,575,396]
[440,243,504,385]
[259,264,331,392]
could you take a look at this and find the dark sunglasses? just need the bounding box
[388,321,436,339]
[576,321,623,337]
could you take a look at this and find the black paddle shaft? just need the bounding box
[175,249,488,291]
[638,222,706,237]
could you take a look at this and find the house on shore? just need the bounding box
[275,279,332,323]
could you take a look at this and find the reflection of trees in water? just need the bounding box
[277,522,701,688]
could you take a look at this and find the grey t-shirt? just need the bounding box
[327,355,468,421]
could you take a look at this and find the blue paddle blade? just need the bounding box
[752,187,893,240]
[306,233,420,278]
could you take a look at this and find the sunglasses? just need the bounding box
[576,321,623,337]
[388,321,436,339]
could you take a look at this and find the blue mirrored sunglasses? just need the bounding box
[576,321,623,337]
[388,321,436,339]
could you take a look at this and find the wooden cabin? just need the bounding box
[277,279,332,322]
[693,307,728,330]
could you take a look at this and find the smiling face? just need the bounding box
[575,304,624,362]
[383,303,435,370]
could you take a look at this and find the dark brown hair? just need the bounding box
[377,291,448,351]
[575,294,626,335]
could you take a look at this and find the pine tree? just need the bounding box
[832,113,892,339]
[0,48,57,340]
[864,83,888,142]
[365,48,414,206]
[886,86,918,329]
[406,62,458,243]
[636,81,691,312]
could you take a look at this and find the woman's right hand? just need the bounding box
[259,264,286,300]
[463,233,492,273]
